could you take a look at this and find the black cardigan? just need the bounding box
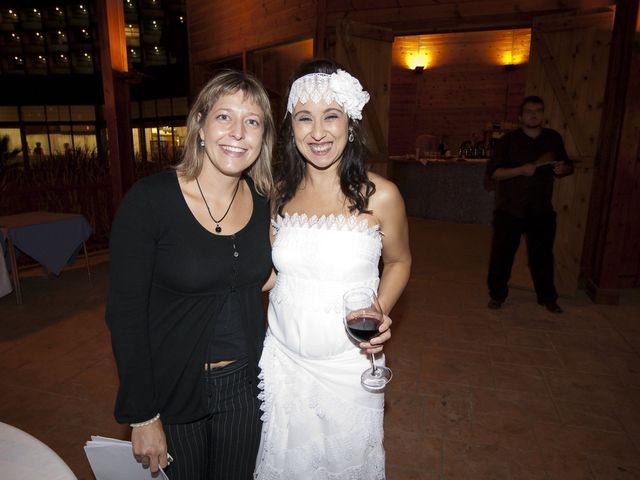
[106,170,271,424]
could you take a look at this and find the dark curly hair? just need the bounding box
[272,59,376,215]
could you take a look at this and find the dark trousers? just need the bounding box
[163,360,262,480]
[487,210,558,304]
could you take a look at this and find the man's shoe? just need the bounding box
[543,302,563,314]
[488,299,503,310]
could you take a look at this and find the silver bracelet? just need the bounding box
[130,413,160,428]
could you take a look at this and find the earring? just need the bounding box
[348,130,354,143]
[199,138,205,147]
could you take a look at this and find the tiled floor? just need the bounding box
[1,218,638,480]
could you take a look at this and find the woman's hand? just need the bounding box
[131,420,169,476]
[360,314,392,354]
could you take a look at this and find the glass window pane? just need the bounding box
[21,106,46,121]
[141,100,156,118]
[46,105,70,122]
[21,7,43,30]
[72,124,97,152]
[143,45,166,66]
[26,54,47,75]
[157,98,171,116]
[25,125,50,157]
[47,124,73,155]
[173,125,186,159]
[4,54,26,74]
[145,127,158,161]
[71,51,95,74]
[158,125,172,161]
[0,128,24,164]
[125,23,140,47]
[1,9,20,28]
[66,4,90,27]
[70,105,95,121]
[172,97,188,116]
[132,127,142,161]
[130,101,140,119]
[49,53,71,73]
[0,106,19,122]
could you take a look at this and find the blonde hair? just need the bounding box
[176,70,274,196]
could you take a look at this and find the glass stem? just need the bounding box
[369,353,378,376]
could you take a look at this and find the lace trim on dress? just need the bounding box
[271,213,381,237]
[255,337,385,480]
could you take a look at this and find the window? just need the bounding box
[0,107,19,122]
[0,128,24,164]
[21,106,46,122]
[26,54,48,75]
[70,105,95,121]
[25,125,51,158]
[72,124,97,152]
[47,124,73,154]
[46,105,71,122]
[125,23,140,47]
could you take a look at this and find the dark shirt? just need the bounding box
[105,170,271,424]
[486,128,571,217]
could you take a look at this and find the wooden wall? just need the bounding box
[186,0,316,64]
[186,1,615,67]
[185,1,613,157]
[324,0,616,33]
[388,29,529,156]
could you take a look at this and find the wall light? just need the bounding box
[405,50,429,71]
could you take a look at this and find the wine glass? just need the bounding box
[343,287,392,391]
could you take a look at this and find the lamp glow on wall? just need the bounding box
[405,50,429,72]
[501,50,526,69]
[500,29,529,69]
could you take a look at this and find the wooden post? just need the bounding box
[96,0,134,211]
[582,0,640,303]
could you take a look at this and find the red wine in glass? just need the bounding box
[346,312,383,342]
[343,287,392,391]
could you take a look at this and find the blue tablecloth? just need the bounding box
[0,212,92,276]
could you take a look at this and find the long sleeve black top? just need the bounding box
[105,170,271,424]
[486,128,572,218]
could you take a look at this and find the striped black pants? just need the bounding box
[163,359,262,480]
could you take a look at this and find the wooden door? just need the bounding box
[523,8,615,296]
[330,20,394,177]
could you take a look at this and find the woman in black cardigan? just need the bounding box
[106,70,275,480]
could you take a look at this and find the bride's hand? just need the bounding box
[360,314,392,354]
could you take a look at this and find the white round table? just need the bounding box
[0,422,77,480]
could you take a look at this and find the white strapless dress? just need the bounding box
[254,213,386,480]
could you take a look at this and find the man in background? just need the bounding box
[485,95,573,313]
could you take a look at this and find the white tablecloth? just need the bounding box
[0,422,77,479]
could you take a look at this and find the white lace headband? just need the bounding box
[286,69,370,120]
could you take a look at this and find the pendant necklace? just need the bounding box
[195,177,241,234]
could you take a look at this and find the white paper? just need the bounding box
[84,436,170,480]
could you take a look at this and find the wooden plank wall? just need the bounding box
[388,29,529,156]
[525,10,614,295]
[186,1,615,67]
[186,0,317,64]
[324,0,616,33]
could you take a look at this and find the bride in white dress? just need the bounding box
[255,60,411,480]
